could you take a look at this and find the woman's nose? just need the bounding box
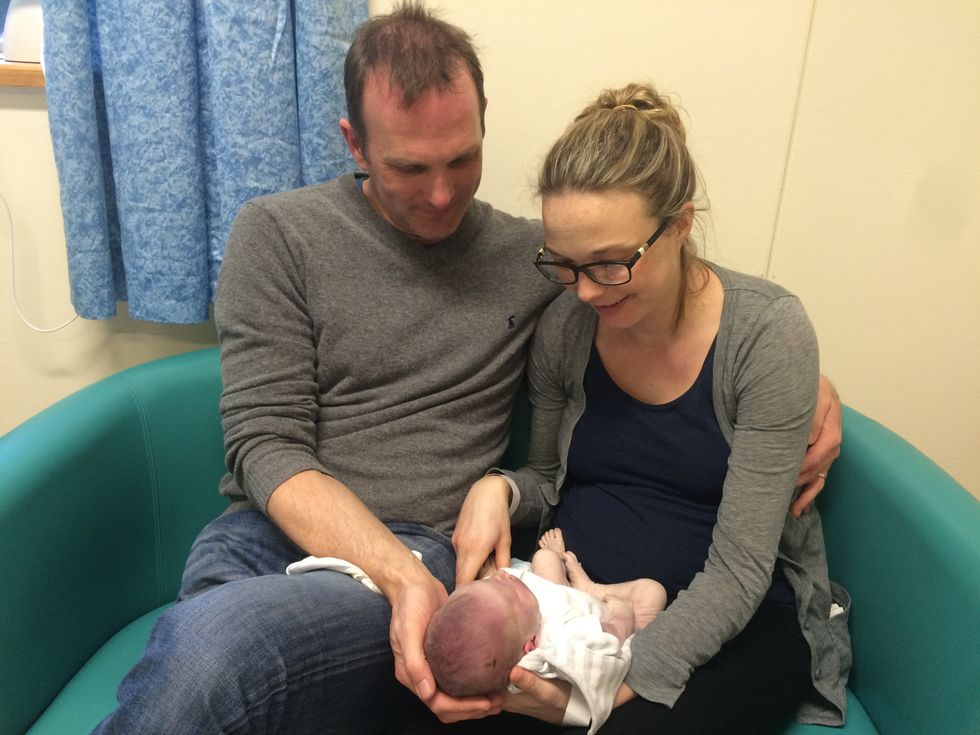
[573,274,604,303]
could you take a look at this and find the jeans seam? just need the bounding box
[227,647,397,733]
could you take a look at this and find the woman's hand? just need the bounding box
[505,667,638,724]
[793,375,842,517]
[452,475,513,587]
[502,666,573,724]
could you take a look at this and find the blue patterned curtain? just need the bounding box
[41,0,367,323]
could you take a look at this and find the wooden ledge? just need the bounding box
[0,60,45,88]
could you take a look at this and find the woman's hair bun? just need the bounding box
[583,82,686,142]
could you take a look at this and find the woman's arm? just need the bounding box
[625,294,820,707]
[505,297,585,525]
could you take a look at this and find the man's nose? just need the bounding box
[425,172,454,210]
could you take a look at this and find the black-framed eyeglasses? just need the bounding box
[534,218,672,286]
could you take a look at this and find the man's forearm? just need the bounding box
[267,469,432,598]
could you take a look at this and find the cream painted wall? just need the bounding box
[368,0,979,496]
[2,1,977,497]
[0,87,217,437]
[769,1,980,498]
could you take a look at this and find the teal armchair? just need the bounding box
[2,348,978,734]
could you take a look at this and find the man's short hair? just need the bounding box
[344,1,487,151]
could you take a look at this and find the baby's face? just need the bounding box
[450,570,541,645]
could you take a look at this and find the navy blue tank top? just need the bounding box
[551,341,795,608]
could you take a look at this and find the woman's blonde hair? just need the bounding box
[538,83,707,328]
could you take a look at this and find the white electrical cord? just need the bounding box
[2,192,79,332]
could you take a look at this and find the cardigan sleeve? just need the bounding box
[500,297,580,528]
[624,293,819,706]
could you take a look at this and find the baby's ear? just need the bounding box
[523,635,538,654]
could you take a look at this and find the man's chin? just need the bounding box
[404,216,465,245]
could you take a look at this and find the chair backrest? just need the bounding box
[500,378,531,470]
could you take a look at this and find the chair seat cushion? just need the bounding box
[27,604,172,734]
[784,690,878,734]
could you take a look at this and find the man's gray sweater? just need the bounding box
[214,173,557,535]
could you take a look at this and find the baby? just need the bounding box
[423,529,666,733]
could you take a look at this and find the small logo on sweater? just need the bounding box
[507,315,516,329]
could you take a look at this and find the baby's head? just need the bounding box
[424,569,541,696]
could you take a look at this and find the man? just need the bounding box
[95,4,840,733]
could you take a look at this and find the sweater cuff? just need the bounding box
[623,668,684,710]
[486,469,521,517]
[240,444,331,512]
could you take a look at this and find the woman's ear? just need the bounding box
[672,201,696,241]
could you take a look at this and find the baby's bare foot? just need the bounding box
[562,550,595,590]
[631,580,668,631]
[599,594,636,643]
[538,528,567,554]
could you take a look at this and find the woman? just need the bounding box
[454,83,850,734]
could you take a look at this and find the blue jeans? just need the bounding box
[93,509,457,735]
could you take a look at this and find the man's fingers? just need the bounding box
[802,375,843,484]
[809,403,829,446]
[425,691,503,724]
[415,671,435,701]
[395,646,434,699]
[455,550,486,588]
[798,415,841,487]
[791,478,823,518]
[495,541,511,571]
[389,579,447,702]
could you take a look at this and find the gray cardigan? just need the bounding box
[502,264,850,726]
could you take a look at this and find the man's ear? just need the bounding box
[340,119,368,169]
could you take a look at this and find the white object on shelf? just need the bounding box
[3,0,44,64]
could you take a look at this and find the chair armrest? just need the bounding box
[819,406,980,734]
[0,348,227,734]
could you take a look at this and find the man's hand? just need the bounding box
[452,475,513,588]
[267,471,501,722]
[389,570,446,703]
[389,568,503,723]
[793,375,842,518]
